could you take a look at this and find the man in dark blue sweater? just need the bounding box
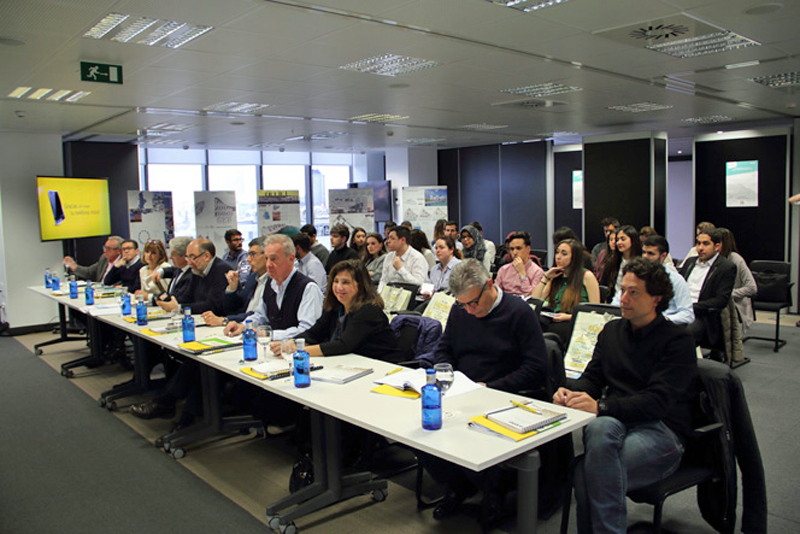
[426,258,548,522]
[555,257,697,533]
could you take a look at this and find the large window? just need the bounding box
[208,165,257,241]
[262,165,307,225]
[311,165,351,249]
[147,164,203,237]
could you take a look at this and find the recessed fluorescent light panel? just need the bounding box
[8,86,32,98]
[340,54,442,77]
[28,88,52,100]
[146,122,195,132]
[458,123,509,130]
[284,132,348,142]
[349,113,409,123]
[749,71,800,88]
[646,31,759,58]
[682,116,733,124]
[501,83,582,98]
[84,12,212,49]
[486,0,570,12]
[203,101,271,114]
[607,102,673,113]
[65,91,92,102]
[408,137,446,144]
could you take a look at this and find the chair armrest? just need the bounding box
[395,310,421,316]
[690,422,723,438]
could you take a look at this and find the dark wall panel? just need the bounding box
[63,142,139,263]
[438,148,459,227]
[694,135,787,261]
[554,151,583,243]
[584,138,652,250]
[653,138,667,235]
[500,142,548,249]
[459,145,501,244]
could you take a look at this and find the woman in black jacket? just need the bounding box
[300,259,400,362]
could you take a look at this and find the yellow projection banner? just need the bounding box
[37,176,111,241]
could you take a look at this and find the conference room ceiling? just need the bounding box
[1,0,799,155]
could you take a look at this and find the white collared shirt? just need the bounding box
[377,245,429,293]
[687,253,719,303]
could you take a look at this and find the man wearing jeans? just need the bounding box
[554,257,697,533]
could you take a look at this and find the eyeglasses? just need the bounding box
[186,251,208,262]
[120,246,136,252]
[247,251,261,258]
[455,282,487,309]
[102,246,118,252]
[229,237,244,243]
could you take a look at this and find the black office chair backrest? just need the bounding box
[749,260,792,304]
[526,296,545,316]
[531,248,547,267]
[387,281,420,296]
[598,285,610,303]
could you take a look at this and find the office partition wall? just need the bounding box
[694,129,789,262]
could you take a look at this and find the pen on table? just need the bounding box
[511,400,541,414]
[385,367,403,376]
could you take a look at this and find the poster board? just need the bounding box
[127,191,174,248]
[194,191,237,257]
[563,311,619,378]
[725,160,758,207]
[328,188,375,234]
[258,190,301,235]
[402,186,448,243]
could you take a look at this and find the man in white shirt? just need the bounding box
[378,225,429,293]
[679,228,736,352]
[292,232,327,293]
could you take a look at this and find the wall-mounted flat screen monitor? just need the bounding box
[348,180,392,222]
[36,176,111,241]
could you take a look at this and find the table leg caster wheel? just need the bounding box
[372,488,388,502]
[267,515,282,531]
[170,448,185,459]
[98,397,106,408]
[106,400,117,412]
[61,369,74,378]
[279,522,296,534]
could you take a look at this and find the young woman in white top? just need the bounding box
[429,235,463,293]
[136,239,171,304]
[603,225,641,301]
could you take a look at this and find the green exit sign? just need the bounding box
[80,61,123,84]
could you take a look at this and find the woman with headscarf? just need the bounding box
[460,224,491,273]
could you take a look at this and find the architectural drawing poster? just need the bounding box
[402,186,448,243]
[328,188,375,234]
[194,191,237,257]
[257,190,301,235]
[127,190,174,248]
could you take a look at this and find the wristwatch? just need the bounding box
[519,274,526,280]
[597,399,607,415]
[222,317,229,326]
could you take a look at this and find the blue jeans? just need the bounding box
[574,416,684,534]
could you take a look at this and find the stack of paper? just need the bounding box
[372,368,480,398]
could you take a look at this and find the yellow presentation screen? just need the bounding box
[37,176,111,241]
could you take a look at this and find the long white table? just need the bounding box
[31,285,595,533]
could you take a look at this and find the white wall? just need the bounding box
[0,132,63,328]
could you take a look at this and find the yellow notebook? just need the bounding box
[371,384,421,399]
[468,415,562,442]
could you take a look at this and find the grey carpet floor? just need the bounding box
[0,335,268,534]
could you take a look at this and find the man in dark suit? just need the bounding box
[103,239,143,292]
[156,237,228,315]
[63,235,123,282]
[680,228,736,353]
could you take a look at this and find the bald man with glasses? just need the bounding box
[157,237,228,315]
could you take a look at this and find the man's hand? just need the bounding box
[269,340,282,355]
[134,289,145,298]
[512,256,526,276]
[224,321,245,337]
[201,311,224,327]
[553,387,571,406]
[392,256,403,271]
[564,391,598,414]
[156,296,180,312]
[63,256,77,271]
[225,270,239,291]
[114,257,126,268]
[152,270,163,284]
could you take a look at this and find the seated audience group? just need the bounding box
[62,213,757,530]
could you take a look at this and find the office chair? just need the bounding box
[531,249,547,267]
[743,260,793,352]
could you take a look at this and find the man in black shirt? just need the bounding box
[555,257,697,533]
[324,223,359,273]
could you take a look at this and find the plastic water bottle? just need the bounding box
[182,307,195,342]
[51,274,60,292]
[136,295,148,326]
[421,368,442,431]
[243,319,257,362]
[121,291,132,315]
[69,277,78,299]
[84,284,94,306]
[293,339,310,388]
[45,267,52,288]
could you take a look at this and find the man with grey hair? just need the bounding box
[149,236,193,305]
[424,258,548,521]
[63,235,124,283]
[224,234,322,342]
[156,237,228,315]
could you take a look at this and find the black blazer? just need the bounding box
[680,255,737,315]
[103,259,143,292]
[162,266,194,305]
[302,304,401,362]
[182,258,229,315]
[223,270,259,316]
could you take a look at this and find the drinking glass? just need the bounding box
[281,339,297,365]
[434,363,455,417]
[257,325,272,362]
